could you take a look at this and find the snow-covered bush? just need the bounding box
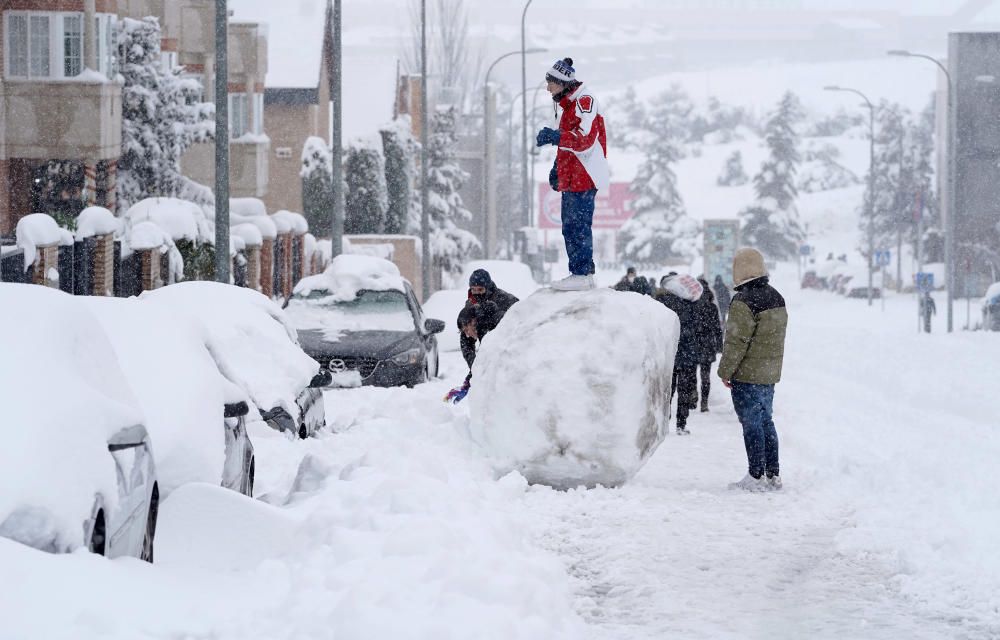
[117,17,214,211]
[301,136,334,237]
[797,143,859,193]
[469,288,678,489]
[717,150,749,187]
[344,137,389,235]
[380,118,418,234]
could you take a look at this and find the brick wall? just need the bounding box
[246,245,261,291]
[260,239,274,297]
[31,245,60,288]
[92,234,114,296]
[141,249,160,291]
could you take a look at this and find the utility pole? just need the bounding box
[329,0,344,260]
[420,0,430,300]
[520,0,535,232]
[214,0,230,283]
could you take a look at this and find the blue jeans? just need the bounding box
[730,382,779,478]
[561,190,596,276]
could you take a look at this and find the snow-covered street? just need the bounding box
[2,268,997,640]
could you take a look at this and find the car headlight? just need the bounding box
[390,348,422,366]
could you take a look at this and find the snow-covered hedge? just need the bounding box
[15,213,63,271]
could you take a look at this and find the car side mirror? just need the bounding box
[309,370,333,388]
[224,400,250,418]
[424,318,446,334]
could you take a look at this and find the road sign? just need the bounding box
[799,244,811,256]
[875,250,891,267]
[703,220,741,288]
[916,272,934,292]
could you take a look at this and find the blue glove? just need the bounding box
[444,380,471,404]
[548,161,559,191]
[536,127,560,147]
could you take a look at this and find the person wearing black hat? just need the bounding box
[444,269,519,403]
[536,57,610,291]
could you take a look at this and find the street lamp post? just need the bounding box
[420,0,430,300]
[483,48,544,259]
[329,0,343,261]
[520,0,536,233]
[214,0,230,283]
[888,49,955,332]
[825,85,877,306]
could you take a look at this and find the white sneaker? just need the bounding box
[766,474,782,490]
[728,473,768,492]
[550,274,595,291]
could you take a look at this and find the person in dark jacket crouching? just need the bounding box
[718,248,788,492]
[445,270,518,403]
[655,274,704,435]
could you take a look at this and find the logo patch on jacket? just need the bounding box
[577,95,594,113]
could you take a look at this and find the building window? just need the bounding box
[4,11,116,80]
[230,93,249,138]
[63,15,82,77]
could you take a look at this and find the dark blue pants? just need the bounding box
[731,382,779,478]
[561,190,596,276]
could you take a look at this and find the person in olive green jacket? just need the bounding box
[718,248,788,491]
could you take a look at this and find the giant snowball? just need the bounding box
[468,288,679,489]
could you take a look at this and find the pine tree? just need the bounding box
[117,17,213,212]
[344,138,389,235]
[618,90,698,264]
[300,136,334,237]
[424,105,479,275]
[739,91,805,260]
[863,101,908,255]
[717,150,749,187]
[380,119,416,235]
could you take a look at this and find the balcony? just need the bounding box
[0,79,122,161]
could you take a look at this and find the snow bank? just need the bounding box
[142,282,318,417]
[293,254,406,301]
[74,206,120,240]
[127,220,173,251]
[0,285,142,552]
[125,197,210,243]
[15,214,62,271]
[84,297,245,496]
[460,260,541,300]
[233,223,264,247]
[271,210,308,235]
[469,288,679,489]
[230,197,267,218]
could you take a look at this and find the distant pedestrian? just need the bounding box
[713,275,732,325]
[718,248,788,492]
[536,57,609,291]
[694,277,724,412]
[920,291,936,333]
[656,274,704,435]
[614,266,640,293]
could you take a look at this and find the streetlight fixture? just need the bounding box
[888,48,955,332]
[483,47,546,258]
[521,0,536,235]
[825,85,877,307]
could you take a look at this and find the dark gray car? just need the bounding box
[287,283,446,387]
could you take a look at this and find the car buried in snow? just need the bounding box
[142,281,329,439]
[285,255,446,388]
[0,285,159,561]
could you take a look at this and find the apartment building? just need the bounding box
[0,0,122,235]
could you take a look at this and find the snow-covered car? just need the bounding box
[83,296,257,497]
[839,266,881,299]
[982,281,1000,331]
[0,285,159,560]
[143,282,328,439]
[287,255,446,388]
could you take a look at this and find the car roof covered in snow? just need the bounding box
[0,285,144,551]
[293,254,407,301]
[142,282,318,417]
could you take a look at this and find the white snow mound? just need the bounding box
[469,288,679,489]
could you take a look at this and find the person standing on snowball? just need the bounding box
[718,248,788,492]
[536,57,610,292]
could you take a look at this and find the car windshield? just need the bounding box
[287,289,416,337]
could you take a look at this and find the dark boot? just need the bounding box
[700,397,709,413]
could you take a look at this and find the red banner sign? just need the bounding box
[537,182,636,230]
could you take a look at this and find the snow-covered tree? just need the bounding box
[117,17,213,212]
[424,105,479,275]
[380,119,417,235]
[606,86,648,150]
[717,150,749,187]
[738,91,806,260]
[301,136,334,237]
[344,138,389,235]
[618,91,699,264]
[797,142,858,193]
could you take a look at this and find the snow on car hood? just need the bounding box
[142,282,318,417]
[0,285,143,551]
[84,296,247,496]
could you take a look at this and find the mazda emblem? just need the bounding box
[328,359,346,373]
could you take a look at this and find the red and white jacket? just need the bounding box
[554,83,610,193]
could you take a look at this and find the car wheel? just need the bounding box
[88,510,106,556]
[140,485,159,563]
